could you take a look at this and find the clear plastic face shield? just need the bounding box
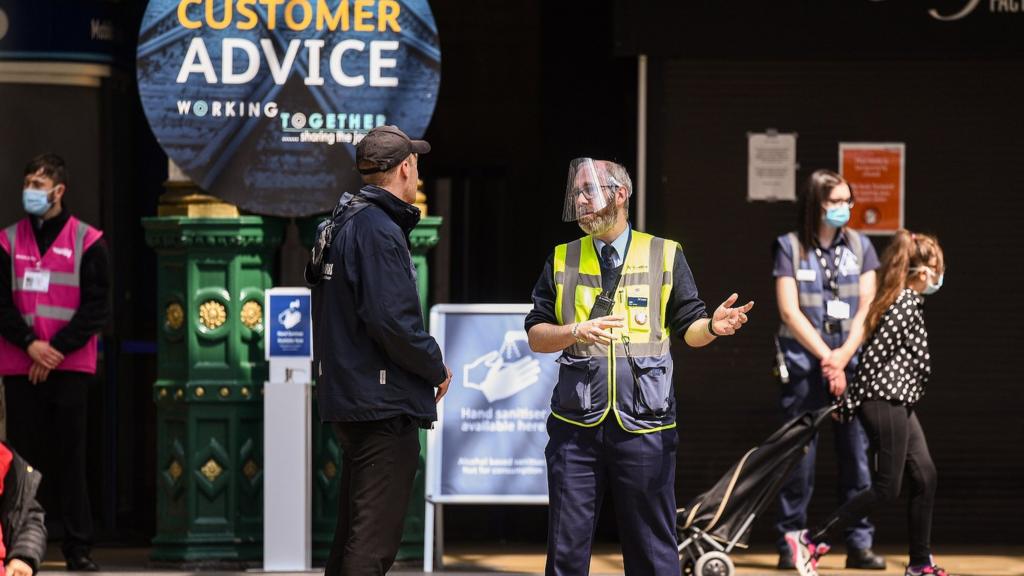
[564,157,624,222]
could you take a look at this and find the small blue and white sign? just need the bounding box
[265,288,313,360]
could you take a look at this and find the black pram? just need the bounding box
[677,407,834,576]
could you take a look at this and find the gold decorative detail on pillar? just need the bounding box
[158,183,240,218]
[159,389,168,399]
[240,387,251,398]
[242,459,260,481]
[166,302,184,330]
[175,389,184,400]
[168,460,183,481]
[324,461,337,479]
[219,387,230,398]
[240,301,263,329]
[200,459,223,482]
[199,301,227,330]
[414,178,428,216]
[195,387,205,398]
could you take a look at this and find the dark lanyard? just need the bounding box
[813,245,843,299]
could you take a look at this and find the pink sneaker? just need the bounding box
[784,530,828,576]
[905,560,950,576]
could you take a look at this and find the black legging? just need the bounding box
[811,400,937,566]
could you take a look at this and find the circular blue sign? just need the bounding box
[137,0,441,216]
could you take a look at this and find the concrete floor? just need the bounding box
[38,544,1024,575]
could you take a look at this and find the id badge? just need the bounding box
[796,269,816,282]
[22,269,51,293]
[826,299,851,320]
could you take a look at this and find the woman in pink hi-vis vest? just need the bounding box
[0,154,109,572]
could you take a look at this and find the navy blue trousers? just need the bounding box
[545,417,680,576]
[776,367,874,553]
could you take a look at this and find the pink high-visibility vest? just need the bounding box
[0,216,103,375]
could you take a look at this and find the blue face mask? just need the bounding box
[923,272,944,295]
[22,188,53,216]
[824,205,850,228]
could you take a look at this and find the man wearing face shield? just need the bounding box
[525,158,755,576]
[0,153,109,571]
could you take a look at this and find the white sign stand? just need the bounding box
[263,288,313,571]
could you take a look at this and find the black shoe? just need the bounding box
[846,548,887,570]
[777,552,795,569]
[65,553,100,571]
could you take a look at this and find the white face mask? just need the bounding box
[913,266,944,295]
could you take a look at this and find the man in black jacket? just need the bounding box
[309,126,452,576]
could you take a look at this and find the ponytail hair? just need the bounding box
[864,229,944,338]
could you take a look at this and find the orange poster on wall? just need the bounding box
[839,143,905,235]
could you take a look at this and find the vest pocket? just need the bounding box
[555,354,596,413]
[629,355,673,419]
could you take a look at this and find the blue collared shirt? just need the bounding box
[592,225,631,268]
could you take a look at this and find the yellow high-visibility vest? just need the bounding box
[551,230,678,433]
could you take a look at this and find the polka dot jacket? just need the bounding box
[837,289,930,418]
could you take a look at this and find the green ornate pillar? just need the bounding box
[144,185,284,564]
[299,199,442,563]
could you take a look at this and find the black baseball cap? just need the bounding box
[355,125,431,174]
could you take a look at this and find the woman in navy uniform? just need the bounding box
[773,169,885,570]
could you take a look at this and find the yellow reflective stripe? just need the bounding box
[554,271,600,289]
[621,272,651,285]
[648,237,665,341]
[563,240,582,325]
[661,242,678,337]
[554,243,567,325]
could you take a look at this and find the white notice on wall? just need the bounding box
[748,132,797,201]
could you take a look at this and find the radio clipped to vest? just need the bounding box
[588,293,615,320]
[588,263,625,320]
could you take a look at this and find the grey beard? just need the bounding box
[578,206,618,236]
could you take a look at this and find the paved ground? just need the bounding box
[37,544,1024,575]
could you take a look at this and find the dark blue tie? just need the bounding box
[601,244,617,268]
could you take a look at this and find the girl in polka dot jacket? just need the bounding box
[783,230,950,576]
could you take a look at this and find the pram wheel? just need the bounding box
[694,551,734,576]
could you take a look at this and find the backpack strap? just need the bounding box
[306,194,371,285]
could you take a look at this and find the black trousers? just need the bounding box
[326,416,420,576]
[4,371,94,557]
[812,400,937,566]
